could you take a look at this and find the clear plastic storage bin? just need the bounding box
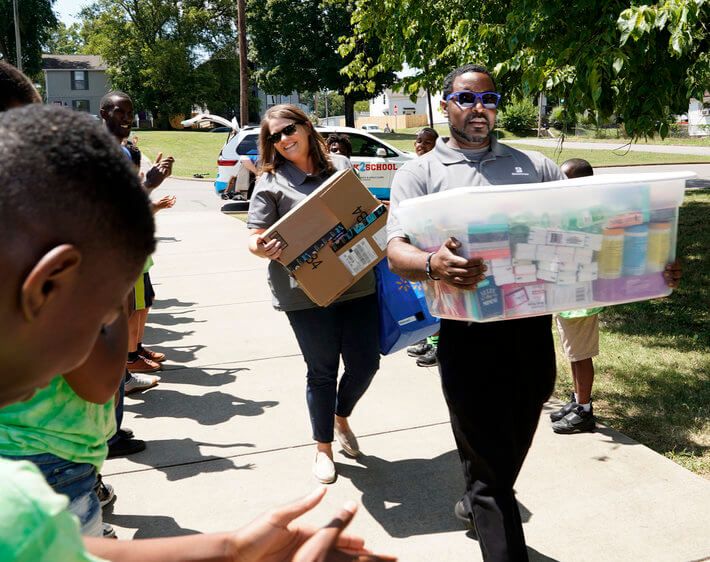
[394,172,692,322]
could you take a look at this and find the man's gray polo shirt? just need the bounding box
[387,136,565,242]
[248,155,375,311]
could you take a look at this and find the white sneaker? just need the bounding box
[125,373,160,394]
[312,452,336,484]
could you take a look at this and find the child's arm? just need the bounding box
[62,305,128,405]
[83,487,395,561]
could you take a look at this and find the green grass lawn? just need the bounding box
[509,143,710,167]
[378,131,710,166]
[133,130,228,178]
[133,129,708,177]
[554,189,709,477]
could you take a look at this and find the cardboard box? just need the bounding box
[262,168,388,307]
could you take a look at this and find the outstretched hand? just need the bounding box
[152,195,176,213]
[144,152,175,189]
[230,488,396,562]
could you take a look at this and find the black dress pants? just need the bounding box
[438,315,557,562]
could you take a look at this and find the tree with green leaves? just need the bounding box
[44,21,84,55]
[80,0,241,128]
[247,0,395,126]
[0,0,57,76]
[345,0,710,138]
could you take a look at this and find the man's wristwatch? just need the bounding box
[425,252,441,281]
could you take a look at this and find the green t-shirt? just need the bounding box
[558,307,604,319]
[0,375,115,471]
[0,458,104,561]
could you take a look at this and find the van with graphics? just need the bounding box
[182,114,414,201]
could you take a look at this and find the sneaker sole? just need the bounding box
[125,381,159,395]
[126,366,162,373]
[552,422,596,434]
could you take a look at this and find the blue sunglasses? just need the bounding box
[445,90,501,109]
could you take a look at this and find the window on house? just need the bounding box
[72,100,90,112]
[71,70,88,90]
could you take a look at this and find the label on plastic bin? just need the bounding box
[339,239,378,275]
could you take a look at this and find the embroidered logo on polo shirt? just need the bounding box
[511,166,530,176]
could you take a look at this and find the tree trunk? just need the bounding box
[237,0,249,127]
[344,93,355,127]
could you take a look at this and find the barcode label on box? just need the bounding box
[372,225,388,251]
[339,239,378,276]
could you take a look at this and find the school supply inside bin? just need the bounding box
[394,172,691,322]
[375,260,439,355]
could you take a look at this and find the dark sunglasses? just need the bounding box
[445,91,501,109]
[267,122,302,143]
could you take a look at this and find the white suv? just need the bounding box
[182,115,414,201]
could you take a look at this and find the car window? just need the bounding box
[348,134,397,158]
[237,134,259,155]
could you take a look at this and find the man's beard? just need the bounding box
[449,116,493,145]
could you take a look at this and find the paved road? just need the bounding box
[101,174,710,561]
[507,138,710,156]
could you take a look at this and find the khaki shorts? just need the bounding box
[555,314,599,362]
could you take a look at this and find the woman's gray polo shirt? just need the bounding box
[247,154,376,311]
[387,136,565,242]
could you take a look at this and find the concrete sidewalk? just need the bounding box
[103,177,710,561]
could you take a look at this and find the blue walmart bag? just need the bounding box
[375,259,439,355]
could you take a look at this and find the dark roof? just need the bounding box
[42,55,106,70]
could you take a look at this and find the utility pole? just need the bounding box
[537,92,544,137]
[237,0,248,127]
[426,88,434,127]
[13,0,22,71]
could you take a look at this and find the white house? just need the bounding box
[369,88,447,123]
[688,92,710,136]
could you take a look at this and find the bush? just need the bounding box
[498,96,538,135]
[550,105,577,130]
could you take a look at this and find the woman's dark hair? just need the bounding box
[325,133,352,158]
[259,104,334,175]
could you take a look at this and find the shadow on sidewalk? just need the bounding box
[114,438,256,481]
[125,388,278,425]
[156,366,248,387]
[145,344,207,366]
[146,311,203,327]
[143,325,195,345]
[104,508,199,538]
[337,451,497,537]
[151,297,197,310]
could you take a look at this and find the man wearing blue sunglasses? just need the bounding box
[386,64,564,561]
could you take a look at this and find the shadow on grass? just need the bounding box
[594,359,709,461]
[601,190,710,352]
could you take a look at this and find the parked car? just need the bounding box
[182,114,414,201]
[361,123,383,133]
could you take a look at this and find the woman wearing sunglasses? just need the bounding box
[247,104,380,484]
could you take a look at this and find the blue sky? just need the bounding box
[54,0,90,25]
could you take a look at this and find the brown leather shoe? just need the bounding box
[126,356,161,373]
[140,347,166,363]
